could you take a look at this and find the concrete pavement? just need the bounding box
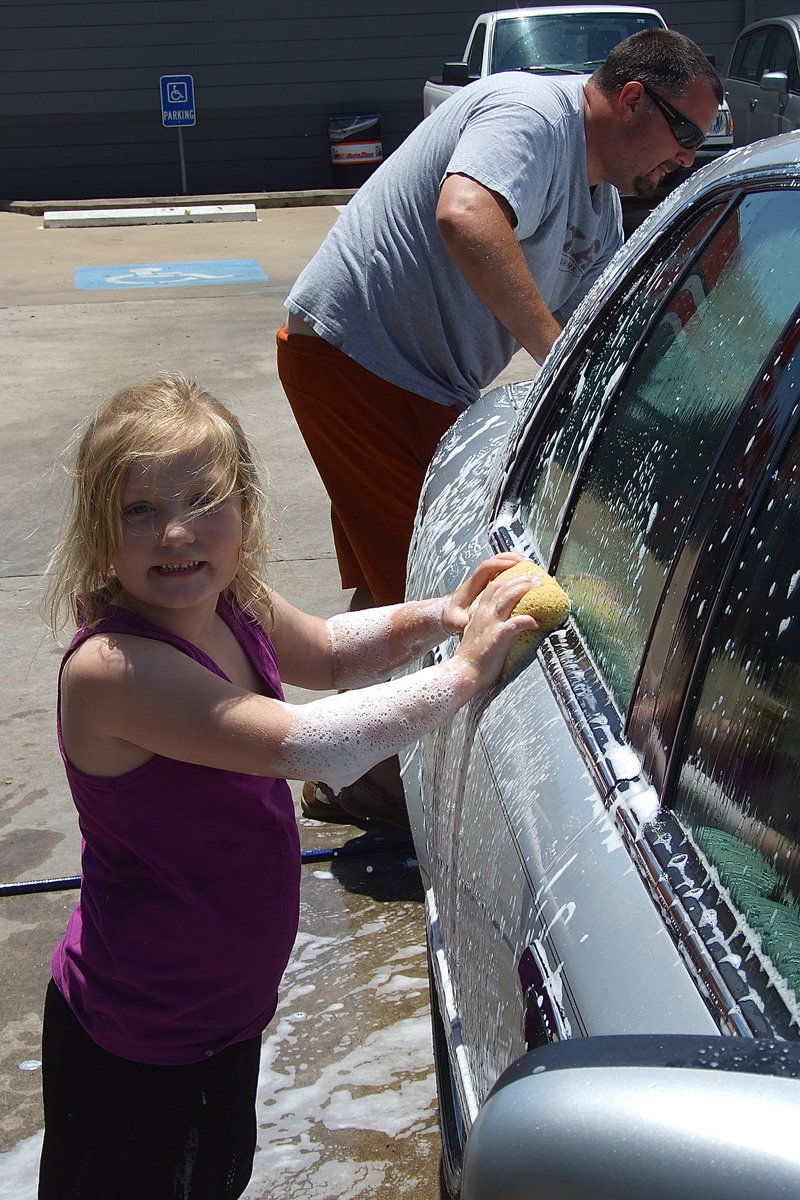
[0,198,341,1190]
[0,196,537,1197]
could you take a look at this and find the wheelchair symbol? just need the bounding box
[166,81,188,105]
[74,259,268,291]
[104,266,236,287]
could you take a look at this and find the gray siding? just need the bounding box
[1,0,483,199]
[655,0,800,67]
[0,0,789,201]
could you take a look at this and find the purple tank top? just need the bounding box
[51,595,301,1065]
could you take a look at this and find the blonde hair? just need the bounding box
[45,374,273,634]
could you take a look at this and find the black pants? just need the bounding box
[38,981,262,1200]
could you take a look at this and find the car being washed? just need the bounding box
[401,130,800,1198]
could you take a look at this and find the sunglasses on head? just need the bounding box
[640,82,707,150]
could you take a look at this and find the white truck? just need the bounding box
[423,6,732,169]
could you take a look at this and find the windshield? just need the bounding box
[492,12,664,75]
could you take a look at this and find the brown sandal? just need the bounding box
[338,775,411,831]
[300,780,363,826]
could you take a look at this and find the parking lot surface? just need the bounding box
[0,199,535,1197]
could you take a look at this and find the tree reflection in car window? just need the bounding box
[552,190,800,709]
[522,203,724,568]
[674,433,800,1012]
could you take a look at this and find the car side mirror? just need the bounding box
[761,69,789,97]
[461,1035,800,1200]
[442,60,470,85]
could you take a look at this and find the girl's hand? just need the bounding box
[442,553,531,635]
[453,571,539,691]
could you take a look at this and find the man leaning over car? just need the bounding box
[276,28,723,828]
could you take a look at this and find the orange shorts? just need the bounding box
[277,324,460,606]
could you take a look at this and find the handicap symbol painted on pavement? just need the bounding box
[74,260,269,290]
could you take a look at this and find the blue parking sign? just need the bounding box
[160,75,196,127]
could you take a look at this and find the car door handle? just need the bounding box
[749,97,758,111]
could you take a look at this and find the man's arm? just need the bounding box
[436,172,562,364]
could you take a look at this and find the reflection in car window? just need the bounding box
[674,431,800,1011]
[521,205,724,564]
[552,190,800,709]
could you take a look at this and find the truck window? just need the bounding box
[729,27,772,82]
[766,28,800,91]
[491,12,664,75]
[467,24,486,78]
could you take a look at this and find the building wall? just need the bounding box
[0,0,795,201]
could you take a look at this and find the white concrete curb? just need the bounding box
[43,203,258,228]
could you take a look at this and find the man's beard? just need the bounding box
[632,173,659,198]
[632,160,682,199]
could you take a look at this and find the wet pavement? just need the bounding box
[0,197,536,1197]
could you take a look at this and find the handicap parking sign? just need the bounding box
[74,260,269,291]
[160,75,195,127]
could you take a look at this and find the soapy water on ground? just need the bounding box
[0,853,440,1200]
[242,904,439,1200]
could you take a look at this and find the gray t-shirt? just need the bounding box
[286,73,622,409]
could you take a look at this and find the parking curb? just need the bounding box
[4,189,357,217]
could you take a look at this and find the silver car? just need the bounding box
[724,14,800,146]
[402,131,800,1198]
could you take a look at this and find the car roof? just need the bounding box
[648,127,800,220]
[735,13,800,36]
[478,6,665,19]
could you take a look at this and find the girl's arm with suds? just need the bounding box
[60,564,537,790]
[270,552,531,691]
[280,562,538,789]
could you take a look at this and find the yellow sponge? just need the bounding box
[490,559,570,674]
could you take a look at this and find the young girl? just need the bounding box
[38,374,538,1200]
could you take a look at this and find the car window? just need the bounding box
[768,28,800,91]
[672,428,800,1011]
[491,13,662,74]
[730,27,772,82]
[467,24,486,77]
[550,190,800,710]
[520,203,726,566]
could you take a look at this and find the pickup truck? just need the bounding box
[423,5,733,170]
